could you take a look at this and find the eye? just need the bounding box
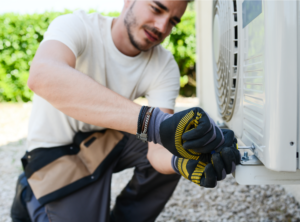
[170,20,176,26]
[151,6,161,13]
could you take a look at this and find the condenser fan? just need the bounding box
[212,0,239,122]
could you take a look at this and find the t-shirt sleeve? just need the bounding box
[146,55,180,110]
[41,13,87,58]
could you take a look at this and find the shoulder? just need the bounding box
[152,45,174,61]
[43,11,92,57]
[151,45,179,75]
[50,11,83,26]
[46,11,87,35]
[73,10,112,27]
[50,10,112,25]
[51,10,110,28]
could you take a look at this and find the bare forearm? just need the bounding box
[147,142,175,174]
[28,42,140,134]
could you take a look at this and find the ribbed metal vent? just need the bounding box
[212,0,239,122]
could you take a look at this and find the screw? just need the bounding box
[241,152,249,161]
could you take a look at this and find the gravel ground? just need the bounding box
[1,101,300,222]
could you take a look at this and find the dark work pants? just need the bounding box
[26,133,181,222]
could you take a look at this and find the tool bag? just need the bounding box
[21,129,128,205]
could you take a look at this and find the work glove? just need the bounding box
[160,107,225,156]
[172,146,240,187]
[211,129,241,180]
[171,131,241,187]
[142,106,238,161]
[146,107,225,159]
[171,154,218,188]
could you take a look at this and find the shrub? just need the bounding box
[0,10,196,102]
[162,10,196,97]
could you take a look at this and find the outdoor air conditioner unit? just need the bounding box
[196,0,300,184]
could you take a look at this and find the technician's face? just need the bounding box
[124,0,188,51]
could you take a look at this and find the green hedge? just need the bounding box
[162,10,196,97]
[0,10,196,102]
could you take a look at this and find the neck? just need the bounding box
[111,17,141,57]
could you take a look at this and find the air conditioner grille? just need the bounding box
[213,0,239,121]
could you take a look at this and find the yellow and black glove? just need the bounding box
[171,130,241,186]
[159,107,225,159]
[171,154,218,188]
[142,107,238,163]
[211,131,241,180]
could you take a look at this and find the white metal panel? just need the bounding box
[297,1,300,169]
[234,165,300,185]
[262,1,298,171]
[225,0,297,172]
[240,0,266,168]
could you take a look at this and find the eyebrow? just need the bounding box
[153,1,169,11]
[153,0,181,23]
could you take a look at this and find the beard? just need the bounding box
[124,1,162,52]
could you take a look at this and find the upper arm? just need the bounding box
[41,13,87,58]
[31,40,76,69]
[29,13,87,88]
[28,40,76,90]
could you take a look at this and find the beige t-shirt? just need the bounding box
[27,10,180,151]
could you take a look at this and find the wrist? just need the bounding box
[171,155,180,175]
[136,107,172,145]
[147,108,172,145]
[136,106,154,143]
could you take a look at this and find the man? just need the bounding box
[11,1,240,222]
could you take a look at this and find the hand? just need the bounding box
[159,107,224,159]
[211,129,241,180]
[172,135,240,187]
[172,155,217,188]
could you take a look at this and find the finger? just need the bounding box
[215,129,234,152]
[220,147,236,174]
[200,163,217,188]
[211,153,226,180]
[220,129,235,147]
[182,115,212,141]
[233,137,237,144]
[184,126,223,153]
[224,144,240,173]
[182,128,214,149]
[214,126,225,149]
[231,144,241,165]
[231,162,236,173]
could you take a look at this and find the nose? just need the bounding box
[154,16,169,34]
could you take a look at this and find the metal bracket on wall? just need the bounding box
[216,121,228,129]
[238,144,263,166]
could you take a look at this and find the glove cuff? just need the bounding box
[147,108,172,145]
[171,155,180,175]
